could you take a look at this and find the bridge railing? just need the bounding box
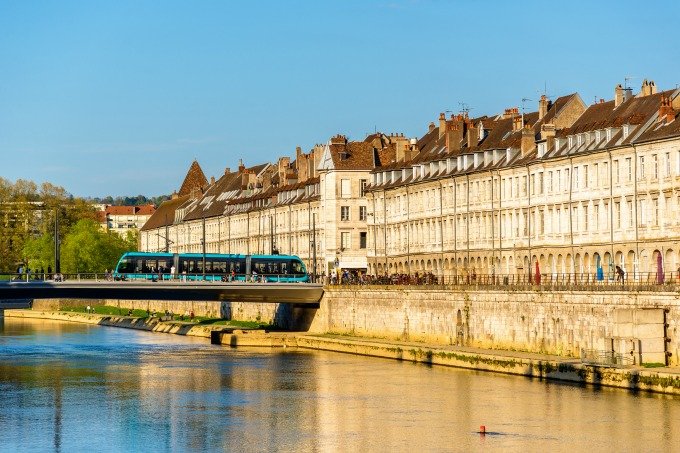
[324,271,680,292]
[0,272,310,283]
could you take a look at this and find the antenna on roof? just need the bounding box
[521,98,532,125]
[458,102,472,116]
[624,76,637,90]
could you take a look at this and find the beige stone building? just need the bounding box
[367,80,680,282]
[140,79,680,282]
[97,204,155,237]
[140,135,398,276]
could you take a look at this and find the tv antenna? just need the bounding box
[458,102,472,116]
[521,98,532,125]
[624,76,637,89]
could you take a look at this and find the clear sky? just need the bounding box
[1,0,679,198]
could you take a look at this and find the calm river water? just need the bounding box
[0,317,678,452]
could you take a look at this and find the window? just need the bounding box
[638,156,645,180]
[583,165,588,188]
[341,232,350,250]
[652,154,658,180]
[583,205,589,231]
[666,152,671,177]
[341,206,350,221]
[614,160,621,184]
[340,179,351,198]
[614,202,621,229]
[627,200,633,228]
[360,179,367,197]
[359,232,367,249]
[359,206,367,221]
[548,171,553,192]
[573,167,579,189]
[556,170,561,191]
[626,158,632,181]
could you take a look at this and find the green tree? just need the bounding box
[60,219,134,273]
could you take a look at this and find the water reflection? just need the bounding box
[0,317,678,452]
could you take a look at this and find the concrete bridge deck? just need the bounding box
[0,281,324,304]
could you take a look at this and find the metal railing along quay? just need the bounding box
[322,272,680,292]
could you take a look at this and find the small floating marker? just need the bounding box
[479,425,486,435]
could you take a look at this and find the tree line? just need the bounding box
[87,194,169,206]
[0,178,138,274]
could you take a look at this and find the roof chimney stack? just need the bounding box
[438,113,446,138]
[658,95,676,124]
[639,79,658,97]
[445,121,464,153]
[538,95,550,120]
[520,124,535,157]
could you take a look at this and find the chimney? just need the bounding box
[428,122,435,133]
[540,123,556,150]
[445,122,464,153]
[615,84,624,107]
[658,95,676,124]
[521,125,535,156]
[210,176,215,185]
[466,120,477,149]
[224,167,231,175]
[438,113,446,138]
[238,159,245,173]
[639,79,658,97]
[502,107,518,120]
[278,157,291,185]
[171,191,178,200]
[512,111,523,132]
[538,95,550,120]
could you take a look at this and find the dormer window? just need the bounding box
[568,136,574,148]
[606,128,612,142]
[595,130,601,143]
[623,124,630,138]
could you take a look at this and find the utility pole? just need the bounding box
[54,209,60,274]
[312,213,317,282]
[202,215,206,278]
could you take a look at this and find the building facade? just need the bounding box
[140,79,680,282]
[367,81,680,282]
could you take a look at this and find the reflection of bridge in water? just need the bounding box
[0,281,324,307]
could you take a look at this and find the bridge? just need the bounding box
[0,281,324,305]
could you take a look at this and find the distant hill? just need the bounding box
[88,195,170,206]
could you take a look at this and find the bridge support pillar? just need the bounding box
[0,309,4,318]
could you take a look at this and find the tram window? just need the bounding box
[213,261,227,273]
[280,262,288,274]
[291,261,304,274]
[118,259,134,273]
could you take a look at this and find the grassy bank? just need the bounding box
[60,304,273,329]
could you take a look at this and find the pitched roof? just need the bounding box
[177,160,208,197]
[140,196,189,231]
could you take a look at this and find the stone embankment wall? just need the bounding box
[311,288,680,366]
[33,288,680,365]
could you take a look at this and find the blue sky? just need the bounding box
[1,0,679,197]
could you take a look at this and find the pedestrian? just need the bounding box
[170,265,176,280]
[615,265,625,283]
[190,310,195,322]
[86,305,91,314]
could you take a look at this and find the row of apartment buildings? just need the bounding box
[140,79,680,280]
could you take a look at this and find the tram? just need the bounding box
[113,252,309,283]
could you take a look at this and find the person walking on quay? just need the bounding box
[615,265,625,283]
[170,265,176,280]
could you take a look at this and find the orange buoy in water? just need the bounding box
[480,425,486,435]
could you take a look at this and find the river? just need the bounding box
[0,317,678,452]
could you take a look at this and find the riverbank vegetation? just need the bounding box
[0,178,138,274]
[59,305,273,329]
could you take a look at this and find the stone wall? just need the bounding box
[310,288,680,366]
[33,288,680,365]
